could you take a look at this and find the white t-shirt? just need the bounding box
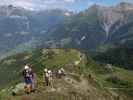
[45,73,49,78]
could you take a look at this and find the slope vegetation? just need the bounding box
[0,49,133,100]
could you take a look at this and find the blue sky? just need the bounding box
[63,0,133,11]
[0,0,132,11]
[67,0,122,11]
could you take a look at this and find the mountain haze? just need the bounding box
[0,5,73,57]
[1,3,133,55]
[47,2,133,50]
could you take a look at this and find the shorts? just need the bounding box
[25,78,32,84]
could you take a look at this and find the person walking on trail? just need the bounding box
[22,65,32,94]
[29,66,36,92]
[60,68,65,76]
[43,68,49,86]
[57,68,65,78]
[58,69,62,78]
[48,70,53,88]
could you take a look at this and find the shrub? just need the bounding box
[106,75,132,88]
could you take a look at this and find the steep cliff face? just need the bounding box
[99,2,133,41]
[99,7,124,37]
[47,2,133,50]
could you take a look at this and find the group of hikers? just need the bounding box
[22,64,65,94]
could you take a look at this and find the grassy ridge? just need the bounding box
[0,49,133,100]
[0,49,80,89]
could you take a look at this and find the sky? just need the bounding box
[0,0,133,11]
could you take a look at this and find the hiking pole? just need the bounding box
[51,77,54,89]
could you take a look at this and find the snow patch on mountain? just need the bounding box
[81,36,86,41]
[64,12,71,16]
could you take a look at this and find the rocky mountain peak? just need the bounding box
[88,4,101,12]
[0,5,27,17]
[98,2,133,38]
[118,2,133,7]
[117,2,133,11]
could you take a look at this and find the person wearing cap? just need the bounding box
[22,65,32,94]
[60,68,66,76]
[43,68,49,86]
[48,70,53,88]
[57,68,65,78]
[58,69,62,78]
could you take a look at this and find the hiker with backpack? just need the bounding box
[22,65,33,94]
[43,68,54,88]
[48,70,53,88]
[29,65,36,92]
[57,68,66,78]
[43,68,49,86]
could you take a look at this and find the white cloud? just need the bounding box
[1,0,130,11]
[0,0,84,10]
[64,0,75,3]
[122,0,133,3]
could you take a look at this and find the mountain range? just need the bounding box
[47,2,133,50]
[1,3,133,51]
[0,2,133,68]
[0,5,73,57]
